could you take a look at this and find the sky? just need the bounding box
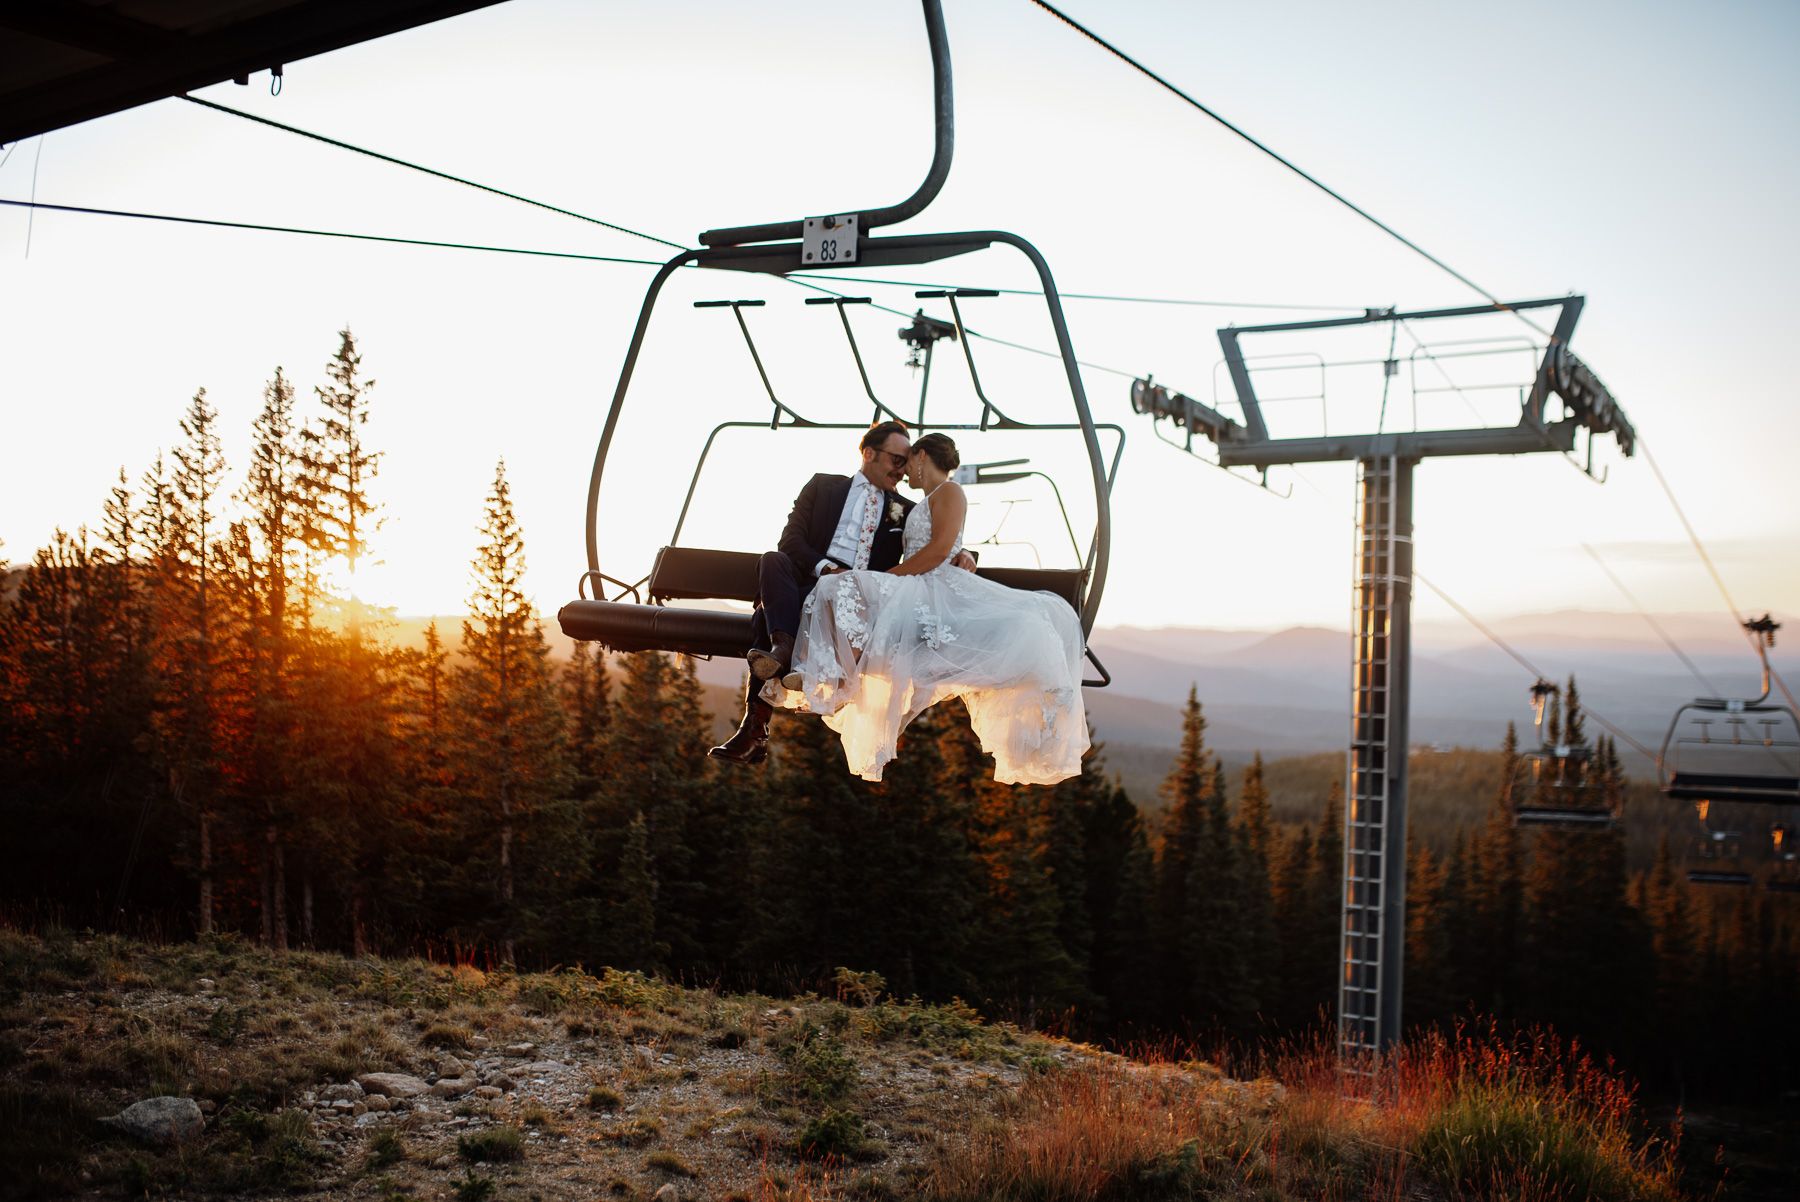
[2,0,1795,647]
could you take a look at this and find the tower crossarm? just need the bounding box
[1131,295,1635,470]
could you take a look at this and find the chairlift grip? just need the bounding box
[698,0,953,248]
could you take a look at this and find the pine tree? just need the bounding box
[445,460,571,964]
[1155,687,1215,1020]
[238,367,310,949]
[163,389,229,934]
[563,641,613,798]
[1468,723,1524,1016]
[1405,839,1452,1029]
[1084,781,1157,1030]
[303,328,381,632]
[1235,753,1278,1020]
[1302,778,1345,1031]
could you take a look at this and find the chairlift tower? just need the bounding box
[1132,297,1637,1066]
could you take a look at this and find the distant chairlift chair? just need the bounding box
[1509,679,1620,830]
[1660,616,1800,888]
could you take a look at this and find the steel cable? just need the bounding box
[1024,0,1549,337]
[181,95,686,250]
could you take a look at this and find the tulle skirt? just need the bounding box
[764,565,1088,785]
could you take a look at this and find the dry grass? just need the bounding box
[924,1026,1691,1202]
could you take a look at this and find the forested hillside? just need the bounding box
[1,332,1795,1108]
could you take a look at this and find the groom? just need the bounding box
[710,421,968,764]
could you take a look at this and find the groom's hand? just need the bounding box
[951,551,978,572]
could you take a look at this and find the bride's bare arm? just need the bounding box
[887,483,967,576]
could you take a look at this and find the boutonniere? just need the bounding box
[888,500,905,523]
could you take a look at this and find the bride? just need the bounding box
[765,432,1089,785]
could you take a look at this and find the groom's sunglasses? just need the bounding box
[877,450,909,469]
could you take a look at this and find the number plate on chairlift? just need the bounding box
[802,214,857,265]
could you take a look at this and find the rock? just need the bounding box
[332,1100,355,1114]
[319,1082,365,1102]
[473,1086,502,1100]
[356,1073,429,1099]
[523,1061,564,1074]
[469,1036,491,1049]
[431,1155,453,1169]
[364,1094,391,1112]
[437,1056,467,1077]
[197,1099,217,1114]
[351,1101,368,1116]
[503,1043,534,1058]
[196,978,216,992]
[102,1097,205,1147]
[485,1074,517,1092]
[633,1045,656,1068]
[353,1111,391,1128]
[429,1076,479,1099]
[654,1185,679,1202]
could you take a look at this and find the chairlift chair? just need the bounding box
[1508,679,1621,830]
[1660,618,1799,807]
[556,0,1119,686]
[1686,800,1752,886]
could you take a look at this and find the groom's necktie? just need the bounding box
[852,486,881,570]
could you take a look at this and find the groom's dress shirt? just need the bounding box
[818,472,882,576]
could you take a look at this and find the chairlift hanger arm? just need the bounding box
[698,0,953,249]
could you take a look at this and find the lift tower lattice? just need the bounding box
[1130,295,1636,1067]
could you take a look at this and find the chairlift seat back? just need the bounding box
[650,546,761,603]
[1666,771,1800,805]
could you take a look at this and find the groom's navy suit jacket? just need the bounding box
[753,472,915,651]
[779,472,915,576]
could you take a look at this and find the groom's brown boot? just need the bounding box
[709,676,772,765]
[746,630,795,682]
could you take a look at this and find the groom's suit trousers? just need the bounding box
[753,552,810,646]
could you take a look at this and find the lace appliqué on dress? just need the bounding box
[833,577,871,651]
[916,602,958,651]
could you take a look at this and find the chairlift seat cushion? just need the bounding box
[559,600,752,660]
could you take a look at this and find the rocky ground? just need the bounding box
[0,928,1180,1200]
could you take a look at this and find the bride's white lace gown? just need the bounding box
[767,485,1089,785]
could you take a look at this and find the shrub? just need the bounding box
[588,1085,624,1110]
[646,1150,698,1177]
[457,1124,525,1162]
[795,1107,868,1160]
[367,1126,408,1167]
[452,1171,497,1202]
[205,1003,243,1044]
[601,1116,664,1147]
[776,1035,860,1105]
[422,1022,474,1049]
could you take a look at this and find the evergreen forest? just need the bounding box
[3,332,1795,1107]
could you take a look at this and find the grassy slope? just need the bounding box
[1,927,1706,1202]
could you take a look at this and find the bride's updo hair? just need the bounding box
[912,432,960,472]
